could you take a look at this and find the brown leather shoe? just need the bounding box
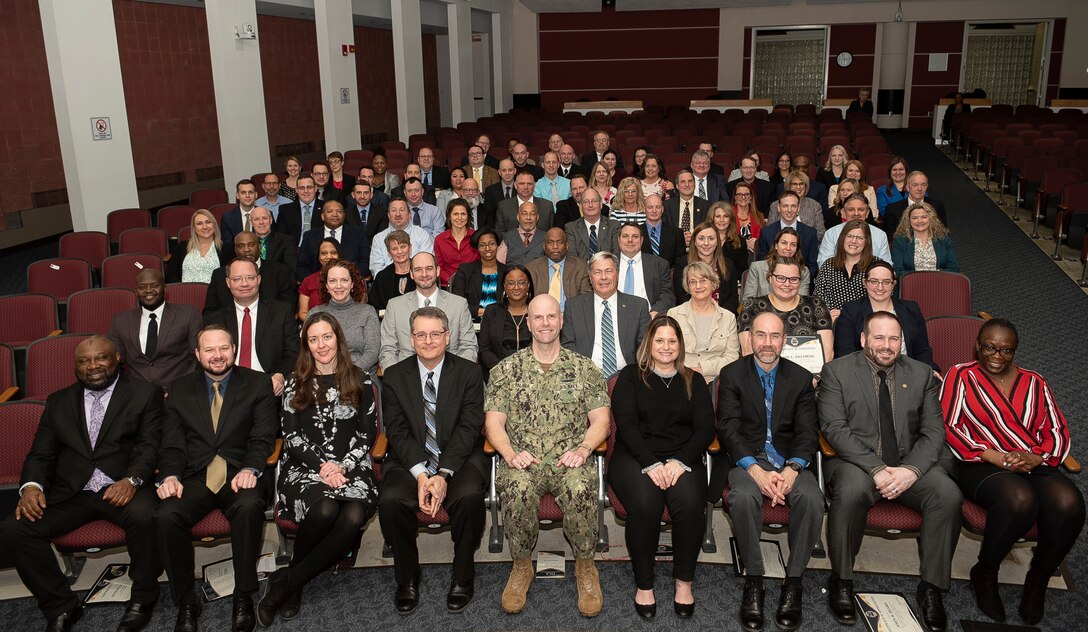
[501,559,534,614]
[574,558,602,618]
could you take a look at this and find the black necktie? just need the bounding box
[145,313,158,358]
[504,186,512,199]
[360,206,368,225]
[877,370,899,466]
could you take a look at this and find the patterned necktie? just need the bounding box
[243,212,251,233]
[505,186,512,199]
[698,179,707,200]
[550,180,559,204]
[302,204,312,229]
[760,372,785,469]
[877,370,900,466]
[681,201,691,233]
[83,391,113,492]
[329,228,337,241]
[649,226,660,255]
[601,300,617,376]
[259,237,267,260]
[523,232,532,247]
[206,381,227,493]
[625,258,635,294]
[424,297,431,307]
[239,307,252,368]
[589,224,598,255]
[360,206,368,226]
[424,371,441,475]
[549,262,563,304]
[412,207,422,226]
[145,313,158,358]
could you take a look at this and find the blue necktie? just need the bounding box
[624,258,635,294]
[760,372,785,469]
[412,207,422,226]
[589,224,598,255]
[649,226,660,255]
[601,300,617,376]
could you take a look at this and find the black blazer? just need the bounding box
[421,166,451,190]
[449,260,507,320]
[380,352,488,478]
[158,366,278,480]
[317,183,347,205]
[553,199,583,228]
[202,260,297,317]
[204,297,299,376]
[343,201,389,238]
[557,162,584,180]
[663,196,711,230]
[297,223,367,280]
[259,231,297,273]
[883,197,948,242]
[482,181,515,230]
[834,297,936,371]
[640,221,687,269]
[477,303,516,374]
[275,199,324,244]
[710,356,818,499]
[20,376,162,504]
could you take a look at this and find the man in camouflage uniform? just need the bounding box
[484,294,611,617]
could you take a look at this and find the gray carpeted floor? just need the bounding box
[0,130,1086,630]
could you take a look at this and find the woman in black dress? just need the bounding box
[258,312,379,626]
[479,265,534,377]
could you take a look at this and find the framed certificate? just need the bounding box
[780,335,825,374]
[854,592,925,632]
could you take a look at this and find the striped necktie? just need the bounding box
[424,371,441,475]
[588,224,598,255]
[649,225,660,255]
[601,300,617,376]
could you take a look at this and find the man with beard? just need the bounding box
[202,231,296,316]
[714,312,822,632]
[458,178,484,230]
[155,325,279,632]
[1,336,163,632]
[819,311,960,632]
[379,252,477,370]
[109,268,202,388]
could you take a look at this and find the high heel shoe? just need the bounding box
[634,600,656,620]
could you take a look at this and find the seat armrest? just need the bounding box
[819,433,837,458]
[483,439,496,455]
[1063,455,1081,474]
[707,437,721,455]
[594,441,607,455]
[371,433,388,461]
[49,330,63,337]
[0,386,18,402]
[266,438,283,465]
[977,311,993,320]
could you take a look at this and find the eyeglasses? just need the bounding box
[623,188,638,194]
[843,234,867,242]
[865,278,895,287]
[771,274,801,284]
[228,275,259,283]
[411,331,448,341]
[733,192,751,198]
[504,280,529,288]
[979,343,1016,358]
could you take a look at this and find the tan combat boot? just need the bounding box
[574,558,603,617]
[501,558,534,613]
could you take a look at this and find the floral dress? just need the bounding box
[276,373,379,523]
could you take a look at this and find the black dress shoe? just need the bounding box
[916,584,947,632]
[673,600,695,619]
[634,600,656,620]
[394,573,421,615]
[969,563,1005,622]
[776,577,803,631]
[174,602,201,632]
[739,576,765,631]
[232,594,256,632]
[447,580,474,613]
[257,569,292,627]
[116,600,156,632]
[45,605,82,632]
[1019,568,1049,625]
[827,573,857,625]
[277,590,301,620]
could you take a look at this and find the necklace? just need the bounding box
[652,367,677,388]
[510,310,527,349]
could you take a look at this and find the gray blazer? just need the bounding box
[379,290,478,371]
[560,291,650,370]
[817,351,946,477]
[631,252,675,314]
[565,217,621,261]
[501,228,546,266]
[496,197,555,237]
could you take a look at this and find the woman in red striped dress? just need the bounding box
[941,318,1084,625]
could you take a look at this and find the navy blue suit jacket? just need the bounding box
[755,220,820,281]
[297,223,367,280]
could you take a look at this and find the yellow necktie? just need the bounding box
[549,262,562,302]
[206,381,227,493]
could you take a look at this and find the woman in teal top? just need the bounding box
[891,202,959,276]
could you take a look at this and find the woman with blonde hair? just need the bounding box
[828,160,877,215]
[816,145,850,189]
[280,156,302,201]
[673,222,739,312]
[709,201,748,274]
[172,208,231,283]
[612,176,648,224]
[768,170,825,241]
[892,202,959,275]
[589,161,618,207]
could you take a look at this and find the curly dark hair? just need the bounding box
[318,260,366,304]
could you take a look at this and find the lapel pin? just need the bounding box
[901,384,908,389]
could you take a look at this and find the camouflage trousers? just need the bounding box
[497,460,599,561]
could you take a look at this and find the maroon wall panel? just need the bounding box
[355,26,398,144]
[827,23,876,97]
[538,9,719,110]
[115,0,221,188]
[0,0,65,226]
[258,15,324,158]
[908,21,964,128]
[422,33,440,133]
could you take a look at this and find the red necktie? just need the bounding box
[523,233,531,246]
[239,307,252,368]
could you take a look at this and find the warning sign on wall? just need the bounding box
[92,117,112,141]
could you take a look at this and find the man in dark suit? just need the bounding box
[417,147,450,190]
[390,165,439,207]
[276,175,323,246]
[311,162,345,205]
[466,134,500,169]
[727,156,776,213]
[557,144,584,180]
[715,312,823,632]
[582,131,624,172]
[690,151,727,203]
[641,193,687,267]
[665,170,712,238]
[819,311,961,631]
[616,223,674,317]
[220,179,261,244]
[379,306,488,615]
[155,325,279,632]
[882,171,947,242]
[464,145,500,194]
[561,251,650,376]
[250,206,297,272]
[525,228,591,313]
[108,267,202,388]
[204,258,298,397]
[203,232,296,316]
[1,336,162,632]
[483,159,518,230]
[697,141,726,177]
[357,166,391,208]
[297,200,366,280]
[755,191,820,281]
[509,143,543,180]
[496,170,554,236]
[565,188,620,260]
[345,181,388,265]
[554,174,589,228]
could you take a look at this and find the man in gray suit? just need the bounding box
[525,227,590,313]
[495,170,554,237]
[565,188,620,261]
[380,252,478,371]
[497,202,546,266]
[616,223,674,317]
[560,252,650,376]
[818,311,960,632]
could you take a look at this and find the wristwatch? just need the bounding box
[437,471,453,482]
[125,476,143,487]
[784,462,803,473]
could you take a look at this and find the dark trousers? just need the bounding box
[377,465,487,585]
[607,451,707,590]
[0,489,162,619]
[154,473,271,604]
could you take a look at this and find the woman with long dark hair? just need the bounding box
[478,265,534,376]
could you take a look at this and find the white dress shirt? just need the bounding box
[233,300,265,372]
[409,356,446,478]
[591,292,626,373]
[139,303,165,354]
[619,252,648,305]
